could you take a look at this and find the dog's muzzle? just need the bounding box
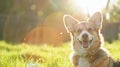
[78,33,93,48]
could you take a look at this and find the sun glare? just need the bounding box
[71,0,107,16]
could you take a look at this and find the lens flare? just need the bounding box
[71,0,107,16]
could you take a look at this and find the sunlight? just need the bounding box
[71,0,107,16]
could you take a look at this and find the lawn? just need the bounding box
[0,40,120,67]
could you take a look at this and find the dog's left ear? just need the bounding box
[89,12,103,30]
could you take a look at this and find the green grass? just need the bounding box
[0,40,120,67]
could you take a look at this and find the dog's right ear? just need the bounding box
[89,12,103,30]
[63,15,78,33]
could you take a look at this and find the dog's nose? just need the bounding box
[82,34,88,39]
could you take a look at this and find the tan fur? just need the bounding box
[63,12,114,67]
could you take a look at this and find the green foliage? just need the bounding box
[108,0,120,22]
[0,0,14,14]
[0,41,120,67]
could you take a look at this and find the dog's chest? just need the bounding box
[77,57,90,67]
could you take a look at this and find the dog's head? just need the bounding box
[63,12,103,49]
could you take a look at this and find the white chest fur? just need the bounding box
[77,57,90,67]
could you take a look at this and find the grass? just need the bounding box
[0,40,120,67]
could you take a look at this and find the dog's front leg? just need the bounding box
[70,52,79,67]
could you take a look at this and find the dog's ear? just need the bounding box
[63,15,79,33]
[89,12,103,30]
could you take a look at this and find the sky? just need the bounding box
[70,0,117,16]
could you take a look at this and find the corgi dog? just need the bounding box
[63,12,120,67]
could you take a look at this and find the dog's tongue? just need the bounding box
[82,41,89,48]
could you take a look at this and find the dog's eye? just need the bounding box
[77,29,82,32]
[88,28,93,32]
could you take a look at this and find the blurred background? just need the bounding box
[0,0,120,45]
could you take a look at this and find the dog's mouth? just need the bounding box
[78,38,93,48]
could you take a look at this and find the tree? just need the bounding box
[107,0,120,22]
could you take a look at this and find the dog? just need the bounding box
[63,12,120,67]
